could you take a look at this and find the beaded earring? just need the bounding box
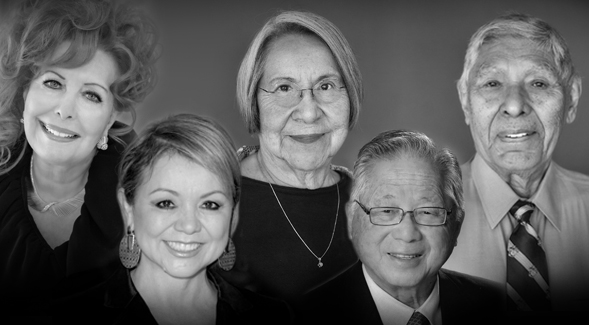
[119,227,141,269]
[217,238,236,271]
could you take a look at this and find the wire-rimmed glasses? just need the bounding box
[354,200,450,226]
[259,78,346,108]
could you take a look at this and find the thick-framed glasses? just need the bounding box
[258,79,346,108]
[354,200,449,226]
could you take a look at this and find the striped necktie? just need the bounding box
[506,200,551,311]
[406,311,430,325]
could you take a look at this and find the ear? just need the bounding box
[104,111,119,137]
[565,77,582,124]
[23,85,30,101]
[117,188,134,231]
[345,201,355,241]
[457,81,471,126]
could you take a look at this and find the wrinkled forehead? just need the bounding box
[469,37,561,81]
[363,156,443,202]
[471,36,559,78]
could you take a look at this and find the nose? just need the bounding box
[292,88,322,123]
[54,94,76,120]
[502,84,530,117]
[174,209,202,234]
[392,211,422,243]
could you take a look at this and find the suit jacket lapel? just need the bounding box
[345,262,384,325]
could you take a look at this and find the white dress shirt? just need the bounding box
[443,154,589,311]
[363,264,442,325]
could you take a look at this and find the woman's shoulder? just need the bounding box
[52,267,156,324]
[331,164,352,180]
[211,268,294,324]
[237,145,259,161]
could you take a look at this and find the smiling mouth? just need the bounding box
[289,133,324,144]
[503,132,536,139]
[165,241,201,252]
[388,253,422,260]
[41,121,78,139]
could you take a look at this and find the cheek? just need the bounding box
[79,106,115,134]
[206,218,231,241]
[133,208,166,239]
[353,223,384,255]
[258,97,287,131]
[326,99,350,126]
[426,229,453,261]
[537,107,564,134]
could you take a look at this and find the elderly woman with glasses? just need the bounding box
[303,130,504,325]
[219,10,362,306]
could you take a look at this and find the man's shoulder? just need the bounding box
[440,268,502,292]
[551,162,589,192]
[439,269,505,323]
[459,158,474,180]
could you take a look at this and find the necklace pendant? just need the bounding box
[318,259,323,268]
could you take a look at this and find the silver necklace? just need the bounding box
[258,154,339,268]
[29,155,85,216]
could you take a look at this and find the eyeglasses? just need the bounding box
[354,200,450,226]
[258,79,347,108]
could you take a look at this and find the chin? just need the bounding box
[496,155,545,173]
[163,261,206,279]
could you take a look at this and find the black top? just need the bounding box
[219,165,358,306]
[52,266,293,324]
[0,134,128,322]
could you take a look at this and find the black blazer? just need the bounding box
[301,262,504,325]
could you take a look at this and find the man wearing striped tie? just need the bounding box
[443,12,589,317]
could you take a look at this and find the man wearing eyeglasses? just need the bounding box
[302,130,503,325]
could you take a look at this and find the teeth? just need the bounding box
[389,253,420,259]
[44,124,75,138]
[506,133,528,138]
[166,241,200,252]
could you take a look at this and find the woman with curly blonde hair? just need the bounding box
[0,0,159,321]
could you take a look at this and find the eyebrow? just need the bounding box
[149,188,228,199]
[45,69,110,93]
[474,60,558,78]
[266,73,341,86]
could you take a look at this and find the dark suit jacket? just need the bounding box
[301,262,504,325]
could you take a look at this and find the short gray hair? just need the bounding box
[236,10,363,134]
[458,12,579,95]
[350,130,464,229]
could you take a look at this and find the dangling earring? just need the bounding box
[217,238,236,271]
[20,118,24,124]
[119,227,141,269]
[97,136,108,151]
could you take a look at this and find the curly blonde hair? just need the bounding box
[0,0,159,174]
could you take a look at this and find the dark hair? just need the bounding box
[0,0,159,174]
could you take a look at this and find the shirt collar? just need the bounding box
[528,162,561,231]
[362,264,438,325]
[471,154,561,230]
